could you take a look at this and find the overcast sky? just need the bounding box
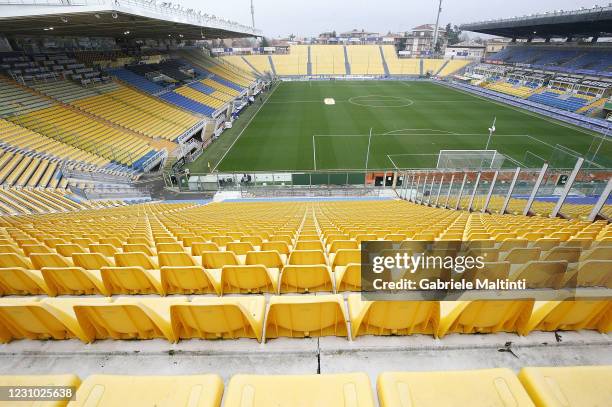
[180,0,600,38]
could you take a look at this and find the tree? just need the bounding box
[260,37,270,47]
[446,23,462,45]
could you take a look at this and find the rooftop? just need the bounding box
[0,0,261,39]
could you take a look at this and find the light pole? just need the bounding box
[365,128,373,169]
[485,116,496,150]
[250,0,255,28]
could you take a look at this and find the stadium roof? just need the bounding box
[0,0,261,40]
[460,5,612,39]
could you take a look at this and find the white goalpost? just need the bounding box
[437,150,506,170]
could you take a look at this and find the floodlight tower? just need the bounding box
[250,0,255,28]
[432,0,443,56]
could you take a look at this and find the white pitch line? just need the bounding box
[267,100,347,104]
[312,134,533,139]
[212,82,279,172]
[312,135,317,171]
[436,82,603,138]
[386,154,399,169]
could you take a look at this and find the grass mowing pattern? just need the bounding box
[189,81,610,172]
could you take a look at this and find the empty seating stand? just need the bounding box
[108,68,165,94]
[0,199,610,346]
[528,91,590,112]
[159,91,216,116]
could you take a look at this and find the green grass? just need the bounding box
[188,81,610,172]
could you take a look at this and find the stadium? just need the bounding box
[0,0,610,405]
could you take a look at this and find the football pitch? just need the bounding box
[194,81,611,172]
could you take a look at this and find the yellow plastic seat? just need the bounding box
[520,300,611,335]
[330,249,361,272]
[0,253,33,268]
[224,373,374,407]
[542,247,581,263]
[245,250,285,268]
[0,244,22,254]
[68,374,223,407]
[220,265,279,294]
[278,265,334,293]
[154,236,178,244]
[510,260,568,289]
[156,242,184,253]
[335,263,361,291]
[88,243,117,257]
[126,237,152,246]
[497,239,529,251]
[562,238,593,250]
[21,244,53,256]
[171,296,266,342]
[382,233,407,241]
[572,260,612,288]
[0,374,81,407]
[264,294,348,340]
[580,245,612,262]
[211,236,232,248]
[55,244,86,257]
[298,233,319,241]
[43,238,66,248]
[72,252,114,270]
[287,250,327,265]
[74,297,186,342]
[328,240,359,253]
[122,243,155,256]
[354,233,377,243]
[201,251,241,269]
[226,241,255,255]
[438,300,534,338]
[348,294,439,339]
[378,369,535,407]
[160,265,220,295]
[0,267,50,295]
[114,252,158,269]
[0,297,99,343]
[500,247,541,264]
[31,253,74,269]
[191,242,220,255]
[295,240,324,251]
[100,266,163,295]
[241,235,263,246]
[531,238,561,251]
[158,251,201,267]
[41,267,108,296]
[99,237,122,248]
[72,238,94,249]
[269,234,293,246]
[324,233,348,245]
[518,366,612,407]
[261,241,291,255]
[227,232,244,241]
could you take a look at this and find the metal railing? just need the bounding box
[397,163,611,221]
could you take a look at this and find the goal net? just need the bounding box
[437,150,505,170]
